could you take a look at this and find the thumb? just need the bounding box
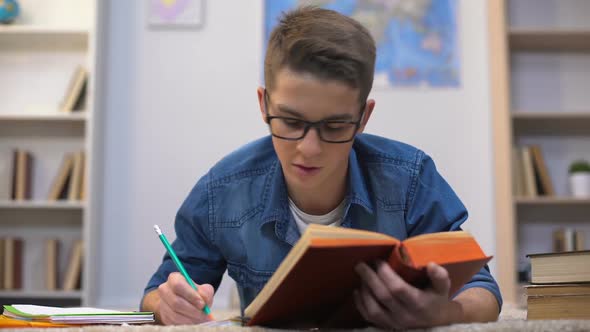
[197,283,215,307]
[427,262,450,296]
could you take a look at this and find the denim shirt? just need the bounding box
[144,134,502,312]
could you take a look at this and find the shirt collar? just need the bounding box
[260,145,375,244]
[346,147,374,214]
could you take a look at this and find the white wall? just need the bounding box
[97,0,495,309]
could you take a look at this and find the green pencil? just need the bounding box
[154,225,214,319]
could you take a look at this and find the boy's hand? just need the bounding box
[156,272,215,325]
[354,261,460,329]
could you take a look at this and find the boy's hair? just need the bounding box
[264,6,376,103]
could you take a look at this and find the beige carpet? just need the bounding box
[2,305,590,331]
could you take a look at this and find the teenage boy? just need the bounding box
[141,6,502,329]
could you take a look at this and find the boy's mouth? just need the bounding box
[293,164,321,176]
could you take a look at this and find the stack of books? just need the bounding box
[0,305,154,327]
[526,250,590,319]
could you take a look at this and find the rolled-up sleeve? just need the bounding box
[405,151,503,311]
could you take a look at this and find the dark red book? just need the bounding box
[245,225,491,328]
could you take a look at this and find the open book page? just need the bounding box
[306,224,398,240]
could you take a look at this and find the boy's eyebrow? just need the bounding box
[276,104,354,121]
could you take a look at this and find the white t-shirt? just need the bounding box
[288,197,346,234]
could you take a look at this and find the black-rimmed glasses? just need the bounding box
[264,91,365,143]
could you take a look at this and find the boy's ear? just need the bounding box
[357,99,375,134]
[257,87,268,123]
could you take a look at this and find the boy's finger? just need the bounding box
[427,262,450,295]
[197,283,215,306]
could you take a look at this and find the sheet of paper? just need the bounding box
[11,305,126,316]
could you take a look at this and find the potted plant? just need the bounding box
[569,160,590,198]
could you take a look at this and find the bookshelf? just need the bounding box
[0,0,100,306]
[489,0,590,304]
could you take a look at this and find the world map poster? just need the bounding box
[264,0,460,88]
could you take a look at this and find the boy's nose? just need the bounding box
[296,127,322,157]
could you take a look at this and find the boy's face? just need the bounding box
[257,68,374,199]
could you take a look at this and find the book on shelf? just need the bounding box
[45,238,60,291]
[519,146,538,197]
[2,304,154,325]
[526,283,590,320]
[79,153,87,201]
[10,149,33,201]
[62,240,83,291]
[68,151,85,201]
[529,145,555,196]
[0,238,4,289]
[511,146,526,197]
[0,149,11,200]
[60,65,88,113]
[528,250,590,284]
[553,228,586,252]
[244,224,491,328]
[47,153,74,201]
[2,237,23,290]
[575,231,586,251]
[47,151,85,201]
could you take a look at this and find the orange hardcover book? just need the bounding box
[244,224,492,328]
[0,315,73,328]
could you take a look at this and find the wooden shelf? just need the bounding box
[515,197,590,205]
[0,112,86,122]
[0,25,87,35]
[509,29,590,52]
[0,200,85,210]
[515,197,590,223]
[0,113,86,137]
[512,112,590,136]
[0,290,83,306]
[0,290,82,299]
[0,25,88,50]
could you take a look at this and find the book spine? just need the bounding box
[387,246,430,291]
[62,240,83,291]
[553,228,584,252]
[13,238,23,289]
[25,152,33,200]
[0,237,4,289]
[10,150,17,200]
[45,239,60,290]
[530,145,555,196]
[3,237,23,290]
[520,146,538,197]
[574,230,586,251]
